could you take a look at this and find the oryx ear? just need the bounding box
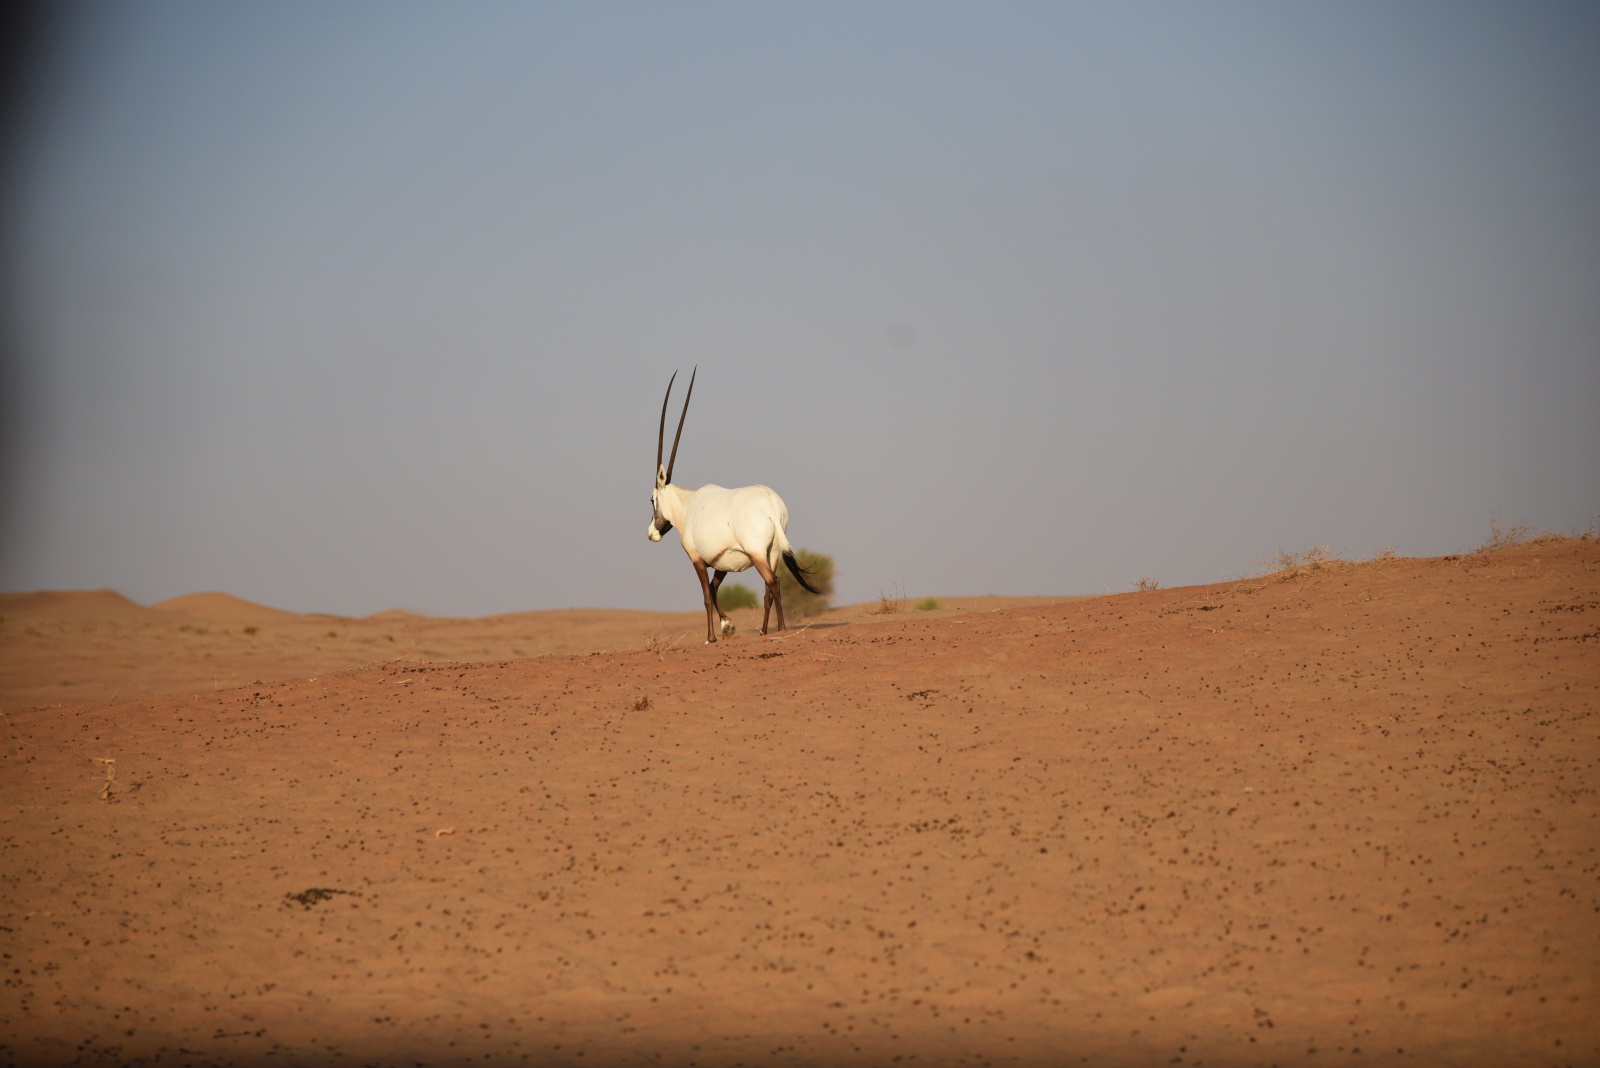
[656,463,668,489]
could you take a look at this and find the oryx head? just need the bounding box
[647,366,695,541]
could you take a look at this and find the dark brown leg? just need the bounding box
[752,558,784,634]
[692,559,718,643]
[709,569,731,635]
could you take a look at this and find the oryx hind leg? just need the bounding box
[710,569,734,636]
[751,556,784,635]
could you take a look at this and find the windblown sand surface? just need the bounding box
[2,542,1597,1067]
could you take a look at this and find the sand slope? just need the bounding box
[152,592,313,622]
[0,590,1063,712]
[0,588,159,622]
[1,541,1597,1066]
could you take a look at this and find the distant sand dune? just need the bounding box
[0,587,159,621]
[152,591,317,622]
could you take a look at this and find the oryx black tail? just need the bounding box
[783,550,823,595]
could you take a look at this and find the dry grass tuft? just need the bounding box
[871,582,907,615]
[1478,515,1535,552]
[1475,514,1576,554]
[1133,577,1161,592]
[1264,546,1352,582]
[644,632,687,657]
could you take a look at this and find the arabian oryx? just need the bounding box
[648,368,821,643]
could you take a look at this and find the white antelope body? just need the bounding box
[647,368,821,643]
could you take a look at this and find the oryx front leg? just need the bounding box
[709,568,734,637]
[691,558,721,644]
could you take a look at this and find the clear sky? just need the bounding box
[2,1,1596,617]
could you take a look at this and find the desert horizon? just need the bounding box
[3,536,1597,1066]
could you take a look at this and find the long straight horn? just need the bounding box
[656,370,678,479]
[665,365,696,484]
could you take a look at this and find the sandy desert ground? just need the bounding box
[1,539,1597,1067]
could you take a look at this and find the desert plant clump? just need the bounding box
[779,548,834,618]
[1134,577,1160,591]
[914,597,941,611]
[1264,546,1351,582]
[1476,514,1569,553]
[870,581,908,615]
[1478,515,1534,553]
[716,583,759,611]
[644,632,687,656]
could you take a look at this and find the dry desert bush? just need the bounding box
[715,582,759,610]
[1474,513,1583,554]
[1259,546,1354,584]
[779,548,834,617]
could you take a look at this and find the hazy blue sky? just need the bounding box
[2,1,1596,616]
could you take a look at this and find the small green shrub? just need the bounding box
[717,583,759,610]
[914,597,940,611]
[779,548,835,617]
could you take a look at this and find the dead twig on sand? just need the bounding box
[645,632,689,657]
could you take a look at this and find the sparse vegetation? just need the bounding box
[644,632,687,657]
[1478,514,1535,552]
[243,625,258,636]
[1264,546,1351,582]
[1371,546,1398,561]
[633,695,651,712]
[1134,577,1160,591]
[871,581,907,615]
[779,548,834,618]
[716,583,759,611]
[914,597,941,611]
[1475,514,1572,553]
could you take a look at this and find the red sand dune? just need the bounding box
[1,540,1597,1066]
[152,591,314,622]
[0,588,160,622]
